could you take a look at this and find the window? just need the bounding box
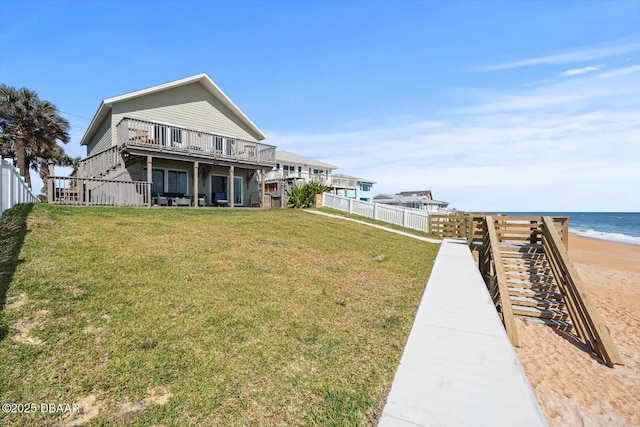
[167,170,188,194]
[142,168,165,195]
[360,183,371,192]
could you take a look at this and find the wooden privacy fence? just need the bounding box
[47,176,150,207]
[1,158,39,217]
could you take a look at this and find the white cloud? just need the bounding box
[479,39,640,71]
[560,65,602,76]
[266,63,640,212]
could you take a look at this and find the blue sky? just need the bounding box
[1,0,639,211]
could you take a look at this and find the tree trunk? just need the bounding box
[16,138,31,188]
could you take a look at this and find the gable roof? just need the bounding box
[276,150,338,170]
[80,73,266,146]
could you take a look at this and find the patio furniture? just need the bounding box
[213,192,229,207]
[196,193,207,206]
[174,196,192,207]
[157,192,186,206]
[134,129,156,144]
[250,192,261,207]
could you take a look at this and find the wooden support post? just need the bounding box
[193,161,199,208]
[260,168,265,208]
[229,165,234,208]
[486,216,519,347]
[146,155,152,208]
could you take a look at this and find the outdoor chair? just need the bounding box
[134,129,156,145]
[250,192,261,207]
[214,192,229,207]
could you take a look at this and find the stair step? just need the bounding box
[505,271,554,279]
[512,305,570,320]
[507,279,559,290]
[516,316,574,331]
[510,296,565,309]
[500,252,546,260]
[508,287,562,300]
[502,256,549,264]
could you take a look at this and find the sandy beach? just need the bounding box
[514,234,640,427]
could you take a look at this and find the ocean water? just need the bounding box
[505,212,640,246]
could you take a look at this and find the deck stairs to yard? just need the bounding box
[467,215,624,368]
[77,146,124,180]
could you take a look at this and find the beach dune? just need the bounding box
[514,234,640,427]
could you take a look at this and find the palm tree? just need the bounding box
[0,84,70,188]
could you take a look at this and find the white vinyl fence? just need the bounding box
[323,193,430,233]
[1,158,39,217]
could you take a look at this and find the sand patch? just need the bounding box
[115,401,145,421]
[63,284,85,297]
[11,309,48,345]
[59,394,103,427]
[114,386,173,421]
[6,292,28,309]
[145,386,173,406]
[515,234,640,426]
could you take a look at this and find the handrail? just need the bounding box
[541,216,623,367]
[79,146,121,179]
[116,117,276,166]
[484,216,519,346]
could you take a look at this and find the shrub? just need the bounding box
[286,182,331,208]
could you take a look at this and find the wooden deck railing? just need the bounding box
[116,117,276,166]
[480,216,520,346]
[47,177,150,207]
[541,217,623,367]
[262,170,332,185]
[79,146,121,179]
[428,213,468,238]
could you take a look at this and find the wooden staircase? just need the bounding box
[500,242,574,331]
[474,215,623,367]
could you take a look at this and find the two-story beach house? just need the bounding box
[263,151,336,207]
[48,74,276,207]
[260,150,374,207]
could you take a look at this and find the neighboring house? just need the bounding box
[333,175,376,202]
[51,74,275,207]
[263,151,341,207]
[373,190,450,212]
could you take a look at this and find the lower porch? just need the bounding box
[48,154,269,208]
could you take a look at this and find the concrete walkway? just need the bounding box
[379,239,547,427]
[304,210,441,243]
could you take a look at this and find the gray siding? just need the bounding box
[111,82,261,144]
[87,116,112,157]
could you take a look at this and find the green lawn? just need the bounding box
[0,204,438,426]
